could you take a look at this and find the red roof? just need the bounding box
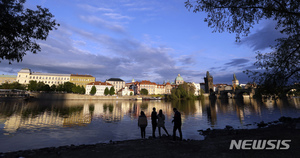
[87,81,112,86]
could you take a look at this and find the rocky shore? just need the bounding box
[1,117,300,158]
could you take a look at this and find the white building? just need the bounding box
[105,78,125,93]
[17,68,70,86]
[117,87,134,96]
[86,81,112,96]
[192,82,201,96]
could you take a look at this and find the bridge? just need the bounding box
[216,88,255,99]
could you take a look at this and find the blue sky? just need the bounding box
[0,0,282,84]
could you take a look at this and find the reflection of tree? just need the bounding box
[140,102,148,110]
[206,99,217,126]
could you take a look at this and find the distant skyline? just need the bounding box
[0,0,283,85]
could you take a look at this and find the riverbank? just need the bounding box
[1,117,300,158]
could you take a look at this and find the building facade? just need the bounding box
[117,87,134,96]
[85,81,112,96]
[0,75,17,85]
[70,74,95,88]
[17,68,70,86]
[105,78,125,93]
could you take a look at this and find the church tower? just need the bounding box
[204,71,213,93]
[232,73,239,87]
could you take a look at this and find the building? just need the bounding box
[117,87,134,96]
[175,74,184,85]
[70,74,95,88]
[16,68,95,87]
[0,75,16,85]
[105,78,125,93]
[17,68,70,86]
[204,71,214,94]
[192,82,201,96]
[133,81,173,95]
[139,80,157,95]
[85,81,112,96]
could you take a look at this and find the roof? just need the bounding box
[32,72,70,76]
[106,78,124,82]
[139,80,157,85]
[175,74,184,81]
[87,81,112,86]
[18,68,31,73]
[0,75,17,78]
[71,74,94,77]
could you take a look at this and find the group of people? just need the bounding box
[138,107,182,141]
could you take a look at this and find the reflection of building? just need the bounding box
[105,78,125,93]
[70,74,95,88]
[85,81,112,96]
[0,75,16,85]
[63,104,91,127]
[175,74,184,85]
[204,71,214,93]
[4,112,64,133]
[16,68,95,87]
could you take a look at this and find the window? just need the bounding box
[33,76,35,79]
[19,75,20,77]
[30,76,32,79]
[46,77,48,79]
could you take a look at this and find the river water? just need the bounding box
[0,98,299,152]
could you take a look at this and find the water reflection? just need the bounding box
[0,98,299,152]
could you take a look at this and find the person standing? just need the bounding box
[151,107,158,138]
[138,111,147,139]
[172,108,182,141]
[157,109,170,137]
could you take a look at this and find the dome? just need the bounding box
[175,74,184,81]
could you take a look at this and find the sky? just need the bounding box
[0,0,283,84]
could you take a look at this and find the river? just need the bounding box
[0,97,299,152]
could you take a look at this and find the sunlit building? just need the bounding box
[0,75,16,85]
[86,81,112,96]
[70,74,95,88]
[105,78,125,93]
[175,74,184,85]
[16,68,95,87]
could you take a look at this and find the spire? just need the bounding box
[233,73,237,80]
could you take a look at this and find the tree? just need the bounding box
[63,82,75,93]
[90,86,96,95]
[140,88,148,95]
[27,80,38,91]
[104,87,109,96]
[0,0,59,63]
[109,87,115,95]
[185,0,300,94]
[80,86,85,94]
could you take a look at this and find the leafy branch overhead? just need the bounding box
[185,0,299,93]
[0,0,59,63]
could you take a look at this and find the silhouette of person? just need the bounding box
[138,111,147,139]
[157,109,170,137]
[172,108,182,141]
[151,107,158,138]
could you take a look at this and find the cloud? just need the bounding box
[103,13,133,20]
[79,16,126,33]
[77,4,114,12]
[178,55,195,65]
[239,21,287,51]
[224,59,250,67]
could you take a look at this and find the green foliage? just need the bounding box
[140,88,148,95]
[90,85,96,95]
[104,87,109,96]
[0,82,25,90]
[0,0,59,63]
[27,80,38,91]
[185,0,300,94]
[109,86,115,95]
[71,85,85,94]
[50,84,56,91]
[130,92,133,96]
[63,82,75,93]
[169,82,195,100]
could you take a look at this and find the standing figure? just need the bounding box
[172,108,182,141]
[151,107,158,138]
[138,111,148,139]
[157,109,170,137]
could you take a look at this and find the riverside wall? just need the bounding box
[30,93,139,100]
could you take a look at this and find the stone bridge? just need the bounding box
[217,88,254,99]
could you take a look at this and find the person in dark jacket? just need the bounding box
[151,107,158,138]
[172,108,182,141]
[138,111,148,139]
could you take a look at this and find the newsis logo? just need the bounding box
[229,140,291,150]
